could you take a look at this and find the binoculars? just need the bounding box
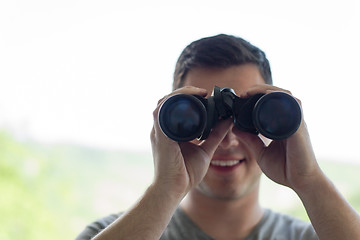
[159,86,302,142]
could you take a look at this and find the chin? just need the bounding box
[195,176,262,201]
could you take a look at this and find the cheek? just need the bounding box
[246,157,263,178]
[253,163,263,176]
[243,161,263,192]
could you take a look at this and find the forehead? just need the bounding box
[182,64,265,96]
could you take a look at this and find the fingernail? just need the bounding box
[240,92,248,98]
[197,88,208,95]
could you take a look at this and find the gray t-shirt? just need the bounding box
[76,208,318,240]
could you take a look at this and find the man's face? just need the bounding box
[182,64,265,200]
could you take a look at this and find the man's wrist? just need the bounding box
[150,179,188,204]
[292,168,333,206]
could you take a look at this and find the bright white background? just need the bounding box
[1,0,359,162]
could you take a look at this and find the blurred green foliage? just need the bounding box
[0,131,153,239]
[0,131,76,239]
[1,130,360,239]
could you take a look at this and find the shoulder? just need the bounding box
[75,213,122,240]
[246,209,318,240]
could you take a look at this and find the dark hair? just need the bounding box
[173,34,272,89]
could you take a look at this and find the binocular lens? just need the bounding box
[159,94,207,142]
[254,92,302,140]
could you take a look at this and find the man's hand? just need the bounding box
[151,86,234,197]
[235,84,319,191]
[237,84,360,240]
[93,86,234,240]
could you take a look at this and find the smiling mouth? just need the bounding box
[210,159,245,167]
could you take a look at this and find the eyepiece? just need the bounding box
[158,94,207,142]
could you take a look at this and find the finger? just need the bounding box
[199,119,233,157]
[153,86,208,119]
[162,86,208,104]
[173,86,208,96]
[240,84,292,98]
[239,84,303,109]
[157,86,208,105]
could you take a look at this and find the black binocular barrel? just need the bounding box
[158,91,301,142]
[158,94,207,142]
[252,92,302,140]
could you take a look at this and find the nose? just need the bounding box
[218,125,239,149]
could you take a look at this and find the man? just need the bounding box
[76,34,360,240]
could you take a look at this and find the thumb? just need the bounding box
[232,128,267,163]
[199,119,234,157]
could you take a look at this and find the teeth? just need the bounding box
[211,160,240,167]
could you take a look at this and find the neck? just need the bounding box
[180,186,264,240]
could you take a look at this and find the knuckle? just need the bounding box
[150,127,156,142]
[286,89,292,95]
[153,108,159,119]
[157,96,166,105]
